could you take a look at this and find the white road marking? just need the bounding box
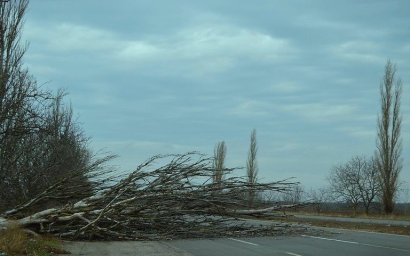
[302,235,358,244]
[285,252,303,256]
[302,235,410,253]
[334,227,410,238]
[228,238,259,246]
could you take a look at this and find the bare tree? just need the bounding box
[247,129,258,207]
[375,60,403,214]
[0,0,41,208]
[0,0,108,211]
[282,184,304,204]
[307,188,330,214]
[35,91,96,205]
[328,156,379,215]
[329,162,361,214]
[213,141,226,190]
[358,157,380,214]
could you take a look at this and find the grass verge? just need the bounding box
[284,216,410,236]
[0,223,70,255]
[287,210,410,221]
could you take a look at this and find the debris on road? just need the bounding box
[1,153,309,240]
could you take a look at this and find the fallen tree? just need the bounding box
[1,152,304,240]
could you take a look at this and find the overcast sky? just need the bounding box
[22,0,410,194]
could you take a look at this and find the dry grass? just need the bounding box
[0,223,69,256]
[287,209,410,221]
[0,223,28,255]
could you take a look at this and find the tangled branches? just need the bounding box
[1,152,299,240]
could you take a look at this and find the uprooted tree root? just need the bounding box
[1,152,306,240]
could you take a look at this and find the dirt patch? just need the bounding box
[63,241,192,256]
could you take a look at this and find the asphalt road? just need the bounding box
[168,229,410,256]
[64,223,410,255]
[64,229,410,256]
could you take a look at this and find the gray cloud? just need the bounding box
[22,0,410,191]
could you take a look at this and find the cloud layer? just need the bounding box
[23,0,410,191]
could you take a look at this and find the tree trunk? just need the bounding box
[364,205,369,215]
[383,197,394,214]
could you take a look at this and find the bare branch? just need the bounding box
[1,152,299,240]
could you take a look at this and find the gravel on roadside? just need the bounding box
[63,241,193,256]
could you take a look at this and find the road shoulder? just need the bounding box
[63,240,193,256]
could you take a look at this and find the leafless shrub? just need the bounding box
[306,188,331,214]
[282,184,304,205]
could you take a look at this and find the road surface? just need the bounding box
[65,228,410,256]
[169,229,410,256]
